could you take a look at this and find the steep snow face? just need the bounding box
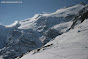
[0,3,87,59]
[5,21,19,27]
[20,19,88,59]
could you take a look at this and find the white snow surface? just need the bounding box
[20,19,88,59]
[0,56,3,59]
[5,21,19,27]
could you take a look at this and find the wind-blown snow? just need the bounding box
[5,21,19,27]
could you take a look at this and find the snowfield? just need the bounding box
[20,19,88,59]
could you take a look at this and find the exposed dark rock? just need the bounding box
[67,5,88,31]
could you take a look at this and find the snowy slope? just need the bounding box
[20,19,88,59]
[0,3,87,59]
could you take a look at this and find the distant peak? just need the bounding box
[79,2,86,5]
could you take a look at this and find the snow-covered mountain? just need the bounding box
[20,3,88,59]
[20,18,88,59]
[0,3,88,59]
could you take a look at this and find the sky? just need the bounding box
[0,0,87,25]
